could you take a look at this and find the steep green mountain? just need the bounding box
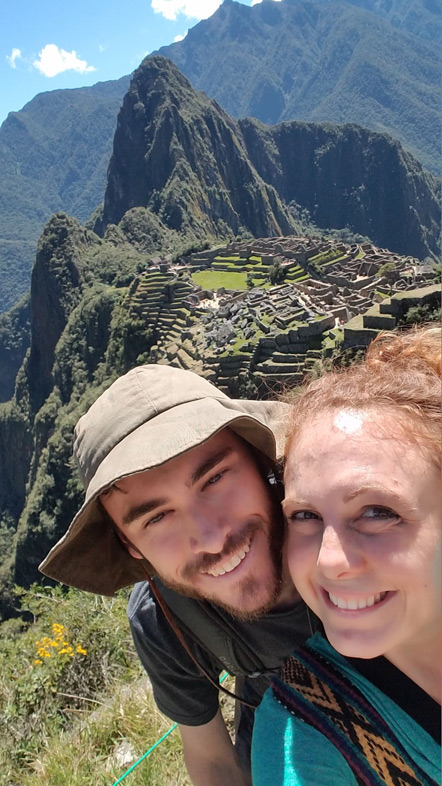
[158,0,440,173]
[97,58,296,240]
[0,77,129,312]
[316,0,440,42]
[96,57,439,261]
[0,0,439,313]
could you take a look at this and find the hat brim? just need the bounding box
[39,397,287,595]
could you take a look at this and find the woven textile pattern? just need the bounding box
[272,646,439,786]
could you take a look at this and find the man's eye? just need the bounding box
[144,512,165,527]
[205,471,224,487]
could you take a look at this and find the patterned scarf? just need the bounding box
[271,643,439,786]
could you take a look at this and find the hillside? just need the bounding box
[95,57,440,263]
[0,0,439,312]
[0,76,129,312]
[158,0,440,172]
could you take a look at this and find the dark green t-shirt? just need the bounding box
[128,579,312,726]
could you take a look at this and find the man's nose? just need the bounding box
[316,526,364,579]
[185,503,231,554]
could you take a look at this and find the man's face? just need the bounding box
[101,429,284,618]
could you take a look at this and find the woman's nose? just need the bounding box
[316,526,364,579]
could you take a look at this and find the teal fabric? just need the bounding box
[252,634,441,786]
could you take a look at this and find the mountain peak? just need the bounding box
[99,54,295,238]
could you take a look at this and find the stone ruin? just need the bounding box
[123,235,439,394]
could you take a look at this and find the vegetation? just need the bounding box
[268,260,286,286]
[397,302,441,326]
[0,583,237,786]
[376,262,397,278]
[192,270,249,291]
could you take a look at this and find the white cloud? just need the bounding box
[252,0,282,4]
[32,44,96,78]
[151,0,222,22]
[6,48,22,69]
[174,33,186,42]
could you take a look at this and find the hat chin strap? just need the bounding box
[125,535,258,710]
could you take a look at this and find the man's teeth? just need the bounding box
[204,541,250,577]
[328,592,387,610]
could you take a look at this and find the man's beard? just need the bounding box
[153,495,286,621]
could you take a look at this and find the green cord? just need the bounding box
[111,724,178,785]
[111,673,229,785]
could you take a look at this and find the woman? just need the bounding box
[252,326,441,786]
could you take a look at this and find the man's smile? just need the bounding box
[200,537,252,577]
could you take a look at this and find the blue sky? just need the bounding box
[1,0,278,125]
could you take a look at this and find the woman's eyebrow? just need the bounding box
[190,447,234,486]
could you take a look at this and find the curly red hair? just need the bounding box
[285,326,441,468]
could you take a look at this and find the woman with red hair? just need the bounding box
[253,327,441,786]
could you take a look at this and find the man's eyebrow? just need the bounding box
[190,447,234,486]
[123,498,167,526]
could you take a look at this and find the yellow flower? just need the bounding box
[76,645,87,656]
[34,659,42,666]
[58,646,74,655]
[36,648,51,658]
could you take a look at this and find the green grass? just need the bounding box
[0,585,236,786]
[213,255,242,262]
[192,271,249,290]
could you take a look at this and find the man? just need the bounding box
[40,364,311,786]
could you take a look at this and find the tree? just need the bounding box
[268,260,286,285]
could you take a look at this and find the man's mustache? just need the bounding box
[182,519,263,579]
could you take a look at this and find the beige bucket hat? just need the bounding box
[39,364,288,596]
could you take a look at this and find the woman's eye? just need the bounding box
[286,510,322,529]
[361,506,398,521]
[288,510,319,521]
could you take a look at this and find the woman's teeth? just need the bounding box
[328,591,387,610]
[204,541,251,577]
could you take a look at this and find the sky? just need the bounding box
[1,0,281,126]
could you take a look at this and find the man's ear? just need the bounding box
[115,529,144,560]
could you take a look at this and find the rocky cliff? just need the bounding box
[98,56,440,261]
[99,57,295,240]
[240,118,441,260]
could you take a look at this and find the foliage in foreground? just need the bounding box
[0,583,234,786]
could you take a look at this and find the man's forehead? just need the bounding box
[106,426,247,496]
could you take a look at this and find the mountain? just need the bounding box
[158,0,440,172]
[96,58,296,241]
[0,77,129,312]
[0,0,439,313]
[312,0,440,41]
[93,57,439,262]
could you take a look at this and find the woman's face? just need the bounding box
[283,408,441,662]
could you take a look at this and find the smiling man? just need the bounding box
[40,364,310,786]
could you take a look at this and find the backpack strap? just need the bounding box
[271,643,438,786]
[158,580,268,676]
